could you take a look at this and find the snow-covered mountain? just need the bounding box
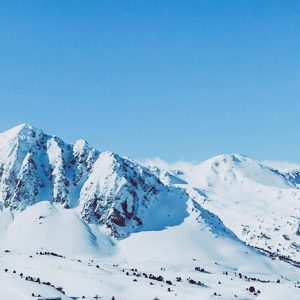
[0,124,185,239]
[0,124,299,300]
[149,154,300,264]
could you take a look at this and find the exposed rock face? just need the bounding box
[79,152,174,237]
[0,124,99,210]
[0,124,179,238]
[1,123,299,261]
[283,170,300,186]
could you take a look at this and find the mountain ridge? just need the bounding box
[0,123,299,260]
[0,124,300,300]
[0,124,187,239]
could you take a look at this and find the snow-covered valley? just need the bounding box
[0,124,299,299]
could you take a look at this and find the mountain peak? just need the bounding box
[208,153,250,164]
[0,123,42,140]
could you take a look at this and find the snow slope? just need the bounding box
[150,154,300,263]
[0,196,299,300]
[0,124,299,299]
[0,201,115,256]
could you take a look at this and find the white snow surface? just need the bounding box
[0,125,299,299]
[147,154,300,262]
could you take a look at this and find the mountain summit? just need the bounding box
[0,124,186,238]
[0,124,299,299]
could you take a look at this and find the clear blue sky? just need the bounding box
[0,1,300,162]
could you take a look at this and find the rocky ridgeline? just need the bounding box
[0,124,181,238]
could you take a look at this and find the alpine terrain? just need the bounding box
[0,124,299,300]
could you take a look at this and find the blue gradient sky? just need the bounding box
[0,1,300,162]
